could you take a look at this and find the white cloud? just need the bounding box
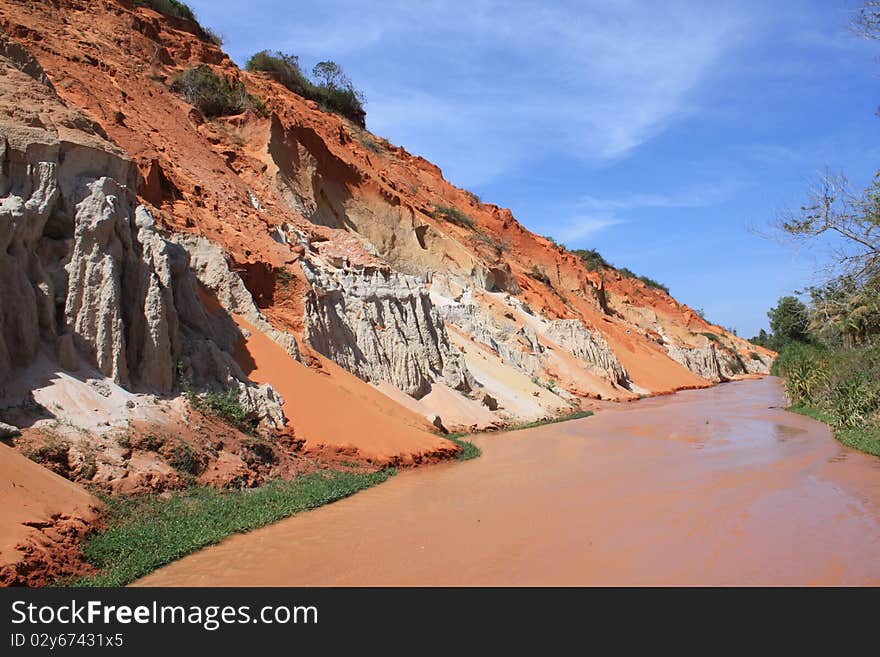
[576,182,742,213]
[200,0,761,187]
[552,215,626,242]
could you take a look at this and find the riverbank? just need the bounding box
[788,404,880,458]
[136,377,880,586]
[65,468,394,587]
[64,408,598,584]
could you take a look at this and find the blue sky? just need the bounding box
[189,0,879,337]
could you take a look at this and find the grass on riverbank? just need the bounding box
[444,433,482,460]
[789,404,880,458]
[66,468,395,587]
[508,410,594,432]
[443,409,595,460]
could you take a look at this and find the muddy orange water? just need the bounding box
[136,377,880,586]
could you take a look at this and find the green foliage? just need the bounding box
[725,354,747,375]
[246,51,311,95]
[768,295,811,348]
[528,265,551,285]
[749,351,762,361]
[23,435,69,468]
[700,332,721,343]
[750,329,771,347]
[637,275,670,294]
[464,190,481,204]
[179,367,252,433]
[275,267,294,288]
[197,388,249,430]
[357,133,384,153]
[471,232,510,253]
[245,52,366,126]
[569,248,668,292]
[168,442,205,476]
[789,404,880,458]
[443,433,482,461]
[774,343,880,441]
[571,248,609,271]
[509,410,594,432]
[68,469,395,586]
[170,65,256,118]
[134,0,220,44]
[201,26,223,46]
[134,0,196,22]
[431,204,475,229]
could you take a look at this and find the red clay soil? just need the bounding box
[0,444,100,586]
[0,0,766,376]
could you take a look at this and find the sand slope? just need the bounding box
[233,316,457,465]
[0,443,100,585]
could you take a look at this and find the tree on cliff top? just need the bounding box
[246,52,366,127]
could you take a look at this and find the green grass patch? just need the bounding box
[700,331,721,343]
[788,404,880,458]
[508,410,594,432]
[443,433,482,461]
[67,469,395,587]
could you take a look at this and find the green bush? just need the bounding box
[528,265,551,285]
[275,267,294,288]
[571,248,610,271]
[471,231,510,253]
[245,52,366,127]
[431,204,475,229]
[700,332,721,343]
[774,343,880,433]
[135,0,196,21]
[134,1,220,44]
[199,388,249,430]
[168,442,205,476]
[246,51,311,96]
[170,65,254,117]
[637,275,670,294]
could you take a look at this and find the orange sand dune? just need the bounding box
[232,316,457,465]
[0,443,99,584]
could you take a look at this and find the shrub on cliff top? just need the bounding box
[134,0,221,44]
[637,275,670,294]
[246,52,367,127]
[171,65,256,118]
[572,248,610,271]
[246,51,311,96]
[615,266,670,294]
[135,0,196,22]
[431,204,475,229]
